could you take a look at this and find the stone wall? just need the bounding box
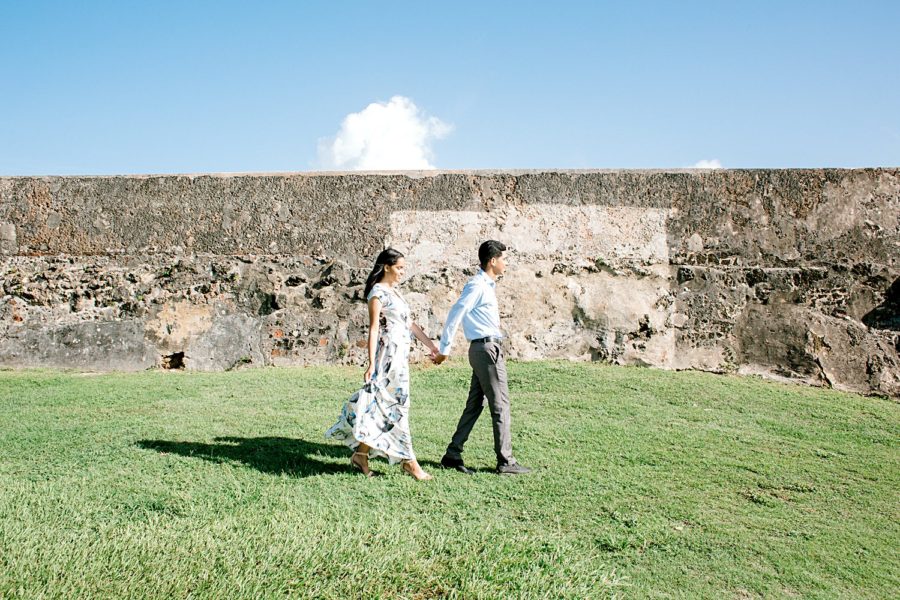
[1,170,897,396]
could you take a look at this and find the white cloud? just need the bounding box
[317,96,452,170]
[690,159,723,169]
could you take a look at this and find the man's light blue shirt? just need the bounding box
[439,270,503,355]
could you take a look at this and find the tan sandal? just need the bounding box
[402,460,432,481]
[350,451,373,477]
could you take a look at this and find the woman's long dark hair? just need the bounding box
[363,247,404,300]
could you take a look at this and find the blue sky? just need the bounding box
[1,1,898,175]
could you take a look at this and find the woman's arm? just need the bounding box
[364,297,381,382]
[410,322,438,357]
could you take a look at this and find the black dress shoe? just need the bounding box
[440,454,475,475]
[496,462,532,475]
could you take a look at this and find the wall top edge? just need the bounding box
[1,167,898,180]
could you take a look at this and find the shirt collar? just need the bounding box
[478,269,496,288]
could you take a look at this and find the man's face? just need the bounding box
[491,252,506,276]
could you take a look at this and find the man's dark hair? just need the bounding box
[479,240,507,269]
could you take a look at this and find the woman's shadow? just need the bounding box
[136,436,354,478]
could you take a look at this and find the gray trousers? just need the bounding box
[446,340,515,466]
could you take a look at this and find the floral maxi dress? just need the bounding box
[325,283,416,464]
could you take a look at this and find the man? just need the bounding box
[433,240,531,475]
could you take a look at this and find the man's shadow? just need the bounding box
[136,436,353,478]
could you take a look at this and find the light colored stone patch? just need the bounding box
[387,205,676,366]
[565,270,676,367]
[0,222,16,255]
[673,345,727,372]
[188,313,265,371]
[566,269,669,328]
[145,300,214,350]
[401,253,675,367]
[686,233,704,253]
[495,265,588,360]
[809,174,900,242]
[389,205,670,275]
[0,320,156,371]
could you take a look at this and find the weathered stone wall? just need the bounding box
[1,170,897,396]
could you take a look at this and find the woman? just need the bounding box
[325,248,437,480]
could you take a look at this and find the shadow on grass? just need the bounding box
[136,436,354,478]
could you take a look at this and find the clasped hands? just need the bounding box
[425,344,448,365]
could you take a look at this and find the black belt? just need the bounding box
[470,336,503,345]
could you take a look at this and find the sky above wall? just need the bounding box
[1,1,898,175]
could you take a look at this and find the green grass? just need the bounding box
[0,361,897,599]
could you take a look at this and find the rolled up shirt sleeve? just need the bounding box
[438,281,483,355]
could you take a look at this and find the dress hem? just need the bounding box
[326,431,415,465]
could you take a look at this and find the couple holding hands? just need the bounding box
[325,240,531,480]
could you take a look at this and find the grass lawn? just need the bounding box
[0,361,897,599]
